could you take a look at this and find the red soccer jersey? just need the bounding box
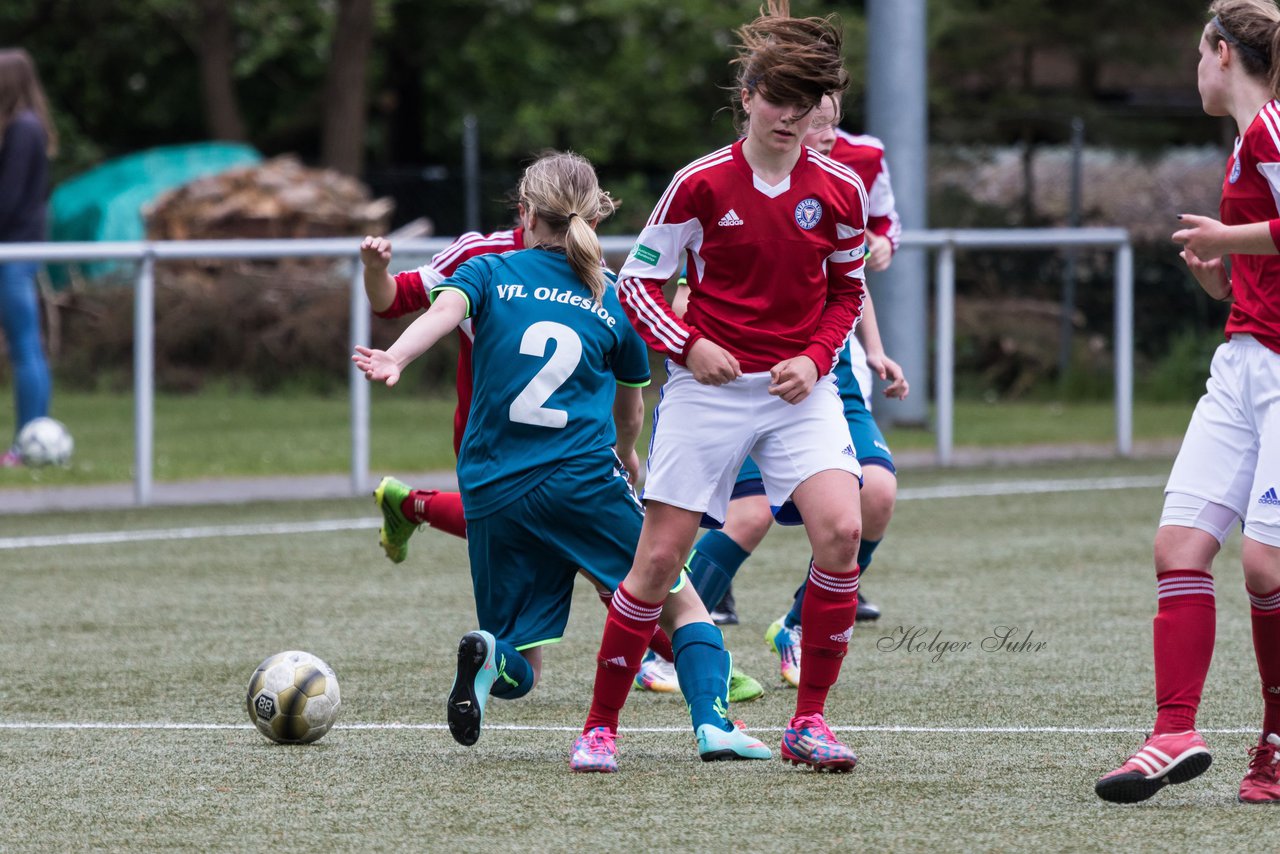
[1223,101,1280,355]
[831,129,900,251]
[376,228,524,454]
[618,140,867,374]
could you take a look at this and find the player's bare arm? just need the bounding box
[1173,213,1278,261]
[856,291,909,398]
[352,289,468,387]
[612,384,645,484]
[1179,245,1232,301]
[768,355,819,405]
[360,235,397,313]
[685,337,742,385]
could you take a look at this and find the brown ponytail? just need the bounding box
[1207,0,1280,96]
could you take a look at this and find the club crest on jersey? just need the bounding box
[794,197,823,230]
[1230,157,1242,184]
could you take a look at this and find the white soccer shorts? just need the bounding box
[642,364,861,527]
[1162,335,1280,547]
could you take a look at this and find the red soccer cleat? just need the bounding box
[1095,730,1212,803]
[1239,733,1280,804]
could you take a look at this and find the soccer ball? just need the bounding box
[15,417,73,467]
[246,650,342,744]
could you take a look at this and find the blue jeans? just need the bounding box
[0,261,51,441]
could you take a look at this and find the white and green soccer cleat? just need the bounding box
[447,630,499,746]
[373,476,418,564]
[697,721,772,761]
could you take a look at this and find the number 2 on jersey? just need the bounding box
[508,321,582,428]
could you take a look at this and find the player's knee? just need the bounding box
[1242,536,1280,590]
[1153,523,1221,574]
[638,541,689,582]
[810,516,861,567]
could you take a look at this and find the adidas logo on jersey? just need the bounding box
[830,626,854,644]
[1260,487,1280,506]
[718,208,744,227]
[841,444,856,458]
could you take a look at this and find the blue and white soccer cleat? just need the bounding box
[697,721,772,761]
[447,630,498,746]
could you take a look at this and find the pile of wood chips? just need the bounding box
[144,155,393,241]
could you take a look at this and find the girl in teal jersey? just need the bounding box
[353,152,768,767]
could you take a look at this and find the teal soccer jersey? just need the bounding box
[431,247,651,518]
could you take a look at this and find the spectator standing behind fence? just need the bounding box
[0,49,54,467]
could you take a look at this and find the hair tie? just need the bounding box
[1211,15,1269,66]
[568,212,581,221]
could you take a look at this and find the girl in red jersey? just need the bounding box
[1096,0,1280,805]
[571,1,868,773]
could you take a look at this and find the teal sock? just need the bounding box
[784,573,807,629]
[489,639,534,700]
[688,529,751,613]
[672,622,733,732]
[858,538,882,571]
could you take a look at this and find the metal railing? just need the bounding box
[0,229,1131,503]
[894,228,1133,465]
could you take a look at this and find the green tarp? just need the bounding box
[49,142,261,280]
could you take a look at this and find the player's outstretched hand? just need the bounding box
[352,345,402,387]
[1179,245,1232,301]
[868,351,909,399]
[686,338,741,385]
[360,236,393,271]
[769,356,819,405]
[1172,213,1232,262]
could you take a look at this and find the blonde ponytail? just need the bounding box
[517,151,617,300]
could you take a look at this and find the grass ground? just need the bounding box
[0,385,1194,486]
[2,458,1275,851]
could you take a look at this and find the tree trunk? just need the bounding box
[197,0,246,142]
[321,0,375,176]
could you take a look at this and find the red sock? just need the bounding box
[1153,570,1216,734]
[1248,583,1280,735]
[400,490,467,539]
[583,584,664,734]
[797,563,859,719]
[597,589,673,660]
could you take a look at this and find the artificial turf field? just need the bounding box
[2,457,1278,851]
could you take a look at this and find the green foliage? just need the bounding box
[1137,327,1219,403]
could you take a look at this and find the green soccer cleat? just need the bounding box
[373,476,417,564]
[728,666,764,703]
[697,721,772,761]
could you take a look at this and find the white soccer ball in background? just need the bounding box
[15,417,74,467]
[246,650,342,744]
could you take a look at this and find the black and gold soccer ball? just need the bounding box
[246,651,341,744]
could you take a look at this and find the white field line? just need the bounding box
[0,721,1259,735]
[0,517,380,550]
[0,475,1166,552]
